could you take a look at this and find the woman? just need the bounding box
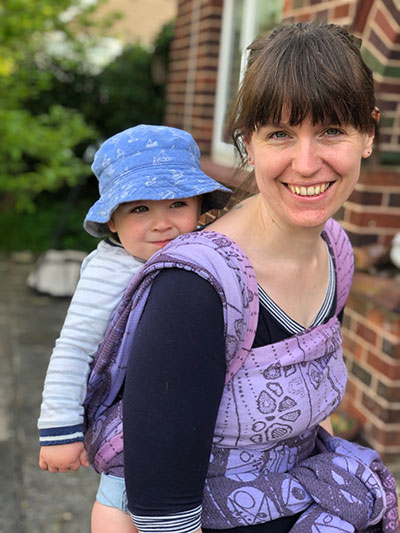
[86,22,398,532]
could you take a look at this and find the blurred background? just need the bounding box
[0,1,399,531]
[0,0,175,252]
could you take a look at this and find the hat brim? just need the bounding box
[84,166,231,238]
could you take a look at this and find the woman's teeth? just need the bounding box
[287,183,330,196]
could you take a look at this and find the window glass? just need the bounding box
[225,0,245,125]
[213,0,283,164]
[256,0,283,35]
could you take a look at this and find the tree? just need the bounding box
[0,0,98,211]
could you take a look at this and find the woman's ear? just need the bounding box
[362,108,379,158]
[362,134,374,158]
[243,137,255,165]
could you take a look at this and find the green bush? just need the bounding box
[0,20,174,251]
[0,193,97,253]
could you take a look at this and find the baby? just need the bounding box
[38,124,231,532]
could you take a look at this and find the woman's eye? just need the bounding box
[131,205,148,213]
[325,127,342,136]
[270,131,288,139]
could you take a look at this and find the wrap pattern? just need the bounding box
[84,219,398,531]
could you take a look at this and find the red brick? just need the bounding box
[367,351,400,380]
[382,338,400,359]
[377,381,400,402]
[356,323,377,346]
[349,189,384,206]
[369,423,400,446]
[361,393,400,423]
[333,4,350,19]
[366,308,386,329]
[297,13,313,22]
[375,9,400,44]
[353,0,374,33]
[348,210,400,229]
[351,360,372,385]
[359,170,400,187]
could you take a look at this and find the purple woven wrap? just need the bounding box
[84,219,399,531]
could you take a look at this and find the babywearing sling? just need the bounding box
[84,220,398,532]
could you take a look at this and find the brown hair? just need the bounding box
[227,22,376,165]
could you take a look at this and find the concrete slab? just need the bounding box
[0,258,97,533]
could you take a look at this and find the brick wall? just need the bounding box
[164,0,223,155]
[340,169,400,247]
[341,274,400,460]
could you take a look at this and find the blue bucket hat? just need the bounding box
[84,124,232,237]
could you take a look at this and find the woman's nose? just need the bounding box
[291,140,322,177]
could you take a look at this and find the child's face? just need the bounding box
[107,197,201,260]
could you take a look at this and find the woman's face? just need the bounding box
[244,117,374,230]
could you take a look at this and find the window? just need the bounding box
[212,0,283,165]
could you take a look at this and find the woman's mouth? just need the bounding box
[286,182,332,197]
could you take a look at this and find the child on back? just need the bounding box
[37,124,231,532]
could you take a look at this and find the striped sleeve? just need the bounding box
[38,241,144,443]
[130,506,202,533]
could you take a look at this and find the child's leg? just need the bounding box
[91,501,137,533]
[92,473,137,533]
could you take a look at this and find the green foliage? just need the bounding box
[86,44,166,137]
[28,21,175,141]
[0,106,94,211]
[0,0,99,212]
[0,9,175,251]
[0,196,97,252]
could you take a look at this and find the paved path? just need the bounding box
[0,256,97,533]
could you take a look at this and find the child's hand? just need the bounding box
[39,441,89,473]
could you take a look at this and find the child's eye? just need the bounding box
[131,205,149,213]
[170,201,187,208]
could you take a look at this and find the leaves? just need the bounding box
[0,0,98,211]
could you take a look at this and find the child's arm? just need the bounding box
[38,243,143,468]
[39,441,88,473]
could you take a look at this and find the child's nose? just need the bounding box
[152,215,173,231]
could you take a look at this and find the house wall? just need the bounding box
[165,0,400,460]
[164,0,223,155]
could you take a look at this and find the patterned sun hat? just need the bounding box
[84,124,232,237]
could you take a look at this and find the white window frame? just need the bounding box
[212,0,282,166]
[212,0,258,166]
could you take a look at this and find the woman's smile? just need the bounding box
[285,181,333,197]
